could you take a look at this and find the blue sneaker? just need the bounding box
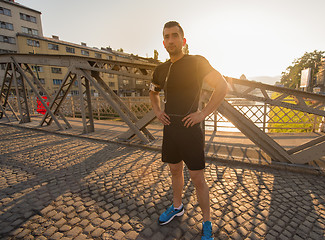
[202,221,214,240]
[158,204,184,225]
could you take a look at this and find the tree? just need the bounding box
[117,48,124,52]
[183,43,189,55]
[280,50,324,89]
[154,50,159,60]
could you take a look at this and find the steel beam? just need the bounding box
[217,100,294,163]
[11,62,30,123]
[79,69,150,143]
[91,71,154,141]
[0,63,19,121]
[227,77,325,116]
[76,72,94,133]
[39,69,76,127]
[23,64,71,128]
[11,57,64,130]
[0,104,10,121]
[290,139,325,164]
[0,54,156,80]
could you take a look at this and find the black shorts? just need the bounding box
[162,116,205,170]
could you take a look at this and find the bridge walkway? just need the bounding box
[1,115,324,174]
[1,123,325,239]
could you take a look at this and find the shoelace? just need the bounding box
[203,222,212,236]
[165,205,174,215]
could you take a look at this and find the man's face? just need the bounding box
[163,26,186,56]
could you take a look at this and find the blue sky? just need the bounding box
[20,0,325,83]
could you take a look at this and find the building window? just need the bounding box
[27,39,40,47]
[109,82,115,87]
[22,26,38,36]
[70,90,79,96]
[95,53,102,58]
[0,21,13,31]
[0,35,16,44]
[136,80,144,85]
[0,49,16,54]
[34,78,45,85]
[107,55,113,60]
[108,74,114,78]
[0,63,6,70]
[122,80,129,85]
[48,43,59,51]
[0,7,11,16]
[31,65,43,72]
[39,78,45,84]
[20,13,37,23]
[66,47,75,53]
[81,50,89,56]
[53,79,62,85]
[51,67,62,74]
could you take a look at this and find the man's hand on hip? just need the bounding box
[156,110,171,125]
[182,111,205,128]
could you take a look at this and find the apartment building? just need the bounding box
[0,0,42,82]
[16,33,118,96]
[0,0,42,53]
[0,0,155,96]
[0,0,118,96]
[107,49,153,97]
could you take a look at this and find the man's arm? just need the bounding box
[149,91,171,125]
[182,70,228,128]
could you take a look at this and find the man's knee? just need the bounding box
[190,170,207,189]
[168,162,183,176]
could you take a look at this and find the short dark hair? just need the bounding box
[163,21,184,38]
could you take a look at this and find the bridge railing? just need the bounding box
[1,53,325,165]
[6,95,324,133]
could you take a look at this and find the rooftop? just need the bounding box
[0,0,42,14]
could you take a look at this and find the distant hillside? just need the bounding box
[248,76,281,85]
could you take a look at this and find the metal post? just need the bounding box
[97,96,100,120]
[71,96,75,118]
[214,111,217,132]
[263,103,267,132]
[313,115,317,132]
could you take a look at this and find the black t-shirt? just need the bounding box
[152,55,214,116]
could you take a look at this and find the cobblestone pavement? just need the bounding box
[1,125,325,240]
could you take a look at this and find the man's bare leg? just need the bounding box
[189,169,210,221]
[168,162,184,208]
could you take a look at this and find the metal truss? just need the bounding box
[0,54,156,143]
[0,63,19,121]
[227,77,325,117]
[0,62,30,123]
[0,53,324,165]
[217,77,325,164]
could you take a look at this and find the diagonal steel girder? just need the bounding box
[287,135,325,164]
[38,68,75,128]
[0,104,11,121]
[22,63,71,129]
[79,69,150,143]
[217,100,294,163]
[11,57,65,130]
[0,63,20,121]
[10,62,30,123]
[90,71,154,141]
[227,77,325,116]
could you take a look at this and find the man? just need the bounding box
[149,21,228,240]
